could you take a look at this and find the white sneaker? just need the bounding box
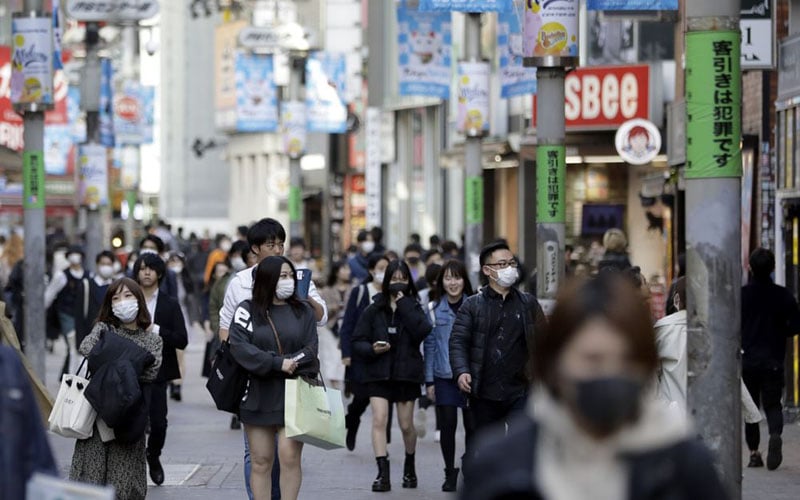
[414,409,427,438]
[434,430,441,443]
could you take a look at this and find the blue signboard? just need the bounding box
[67,86,86,143]
[498,3,537,98]
[587,0,678,10]
[397,2,452,99]
[235,53,279,132]
[44,125,71,175]
[99,58,115,148]
[305,52,348,133]
[419,0,511,11]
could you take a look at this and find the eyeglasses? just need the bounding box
[485,260,518,269]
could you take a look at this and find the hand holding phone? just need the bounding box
[295,269,312,300]
[373,340,391,354]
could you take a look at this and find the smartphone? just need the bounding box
[291,352,306,362]
[295,269,312,299]
[375,341,389,347]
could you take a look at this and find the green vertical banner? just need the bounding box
[23,151,45,209]
[685,30,742,178]
[536,145,566,223]
[289,186,302,222]
[465,176,484,224]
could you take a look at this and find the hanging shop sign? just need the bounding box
[685,30,742,179]
[11,15,54,109]
[615,118,661,165]
[113,81,155,145]
[586,0,678,10]
[305,52,348,133]
[238,23,314,51]
[419,0,511,11]
[65,0,159,22]
[365,107,382,229]
[741,0,775,70]
[522,0,579,66]
[281,100,306,159]
[99,58,115,147]
[78,143,109,209]
[498,1,537,98]
[536,145,566,223]
[235,52,279,132]
[397,1,452,99]
[215,21,247,131]
[457,62,490,137]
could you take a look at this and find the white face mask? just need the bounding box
[112,299,139,324]
[68,253,82,265]
[170,264,184,274]
[231,256,247,271]
[276,279,295,300]
[220,240,232,252]
[113,261,122,274]
[494,267,519,288]
[373,272,385,284]
[361,241,375,254]
[97,265,114,279]
[140,248,158,256]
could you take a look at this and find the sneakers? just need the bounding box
[767,435,783,470]
[747,451,764,468]
[414,409,427,439]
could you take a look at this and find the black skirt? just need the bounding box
[366,380,421,403]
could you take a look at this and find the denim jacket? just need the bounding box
[423,299,457,384]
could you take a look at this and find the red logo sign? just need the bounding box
[533,64,650,131]
[115,95,140,122]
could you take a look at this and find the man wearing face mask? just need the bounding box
[72,251,119,354]
[348,230,375,283]
[449,241,547,439]
[137,235,179,301]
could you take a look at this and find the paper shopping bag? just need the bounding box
[284,377,346,450]
[48,361,96,439]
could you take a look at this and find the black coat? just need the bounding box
[742,277,800,369]
[449,287,546,398]
[152,292,188,382]
[352,294,432,384]
[463,414,729,500]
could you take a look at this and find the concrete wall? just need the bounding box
[627,166,668,281]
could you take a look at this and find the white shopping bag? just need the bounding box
[47,359,96,439]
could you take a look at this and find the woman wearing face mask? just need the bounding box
[423,260,475,492]
[165,252,201,402]
[339,254,391,452]
[70,278,163,500]
[352,260,433,492]
[228,256,319,500]
[462,274,728,500]
[317,260,354,389]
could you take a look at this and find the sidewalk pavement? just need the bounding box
[44,336,800,499]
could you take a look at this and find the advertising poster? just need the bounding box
[11,16,54,106]
[79,144,109,208]
[419,0,512,11]
[305,51,348,133]
[214,21,246,130]
[587,0,678,9]
[281,100,307,159]
[235,52,279,132]
[397,2,452,99]
[113,80,143,144]
[498,2,537,98]
[99,58,115,147]
[457,62,490,136]
[140,85,155,144]
[536,145,566,223]
[365,107,382,229]
[523,0,579,62]
[66,86,86,143]
[685,30,742,178]
[44,125,71,175]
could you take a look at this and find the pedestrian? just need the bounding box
[462,273,729,500]
[352,259,433,492]
[133,253,188,486]
[742,248,800,470]
[287,237,319,277]
[598,228,632,272]
[403,243,424,283]
[137,235,179,300]
[423,260,475,492]
[654,276,687,411]
[229,256,319,500]
[317,260,353,389]
[449,241,546,438]
[70,278,163,499]
[348,230,375,283]
[73,251,118,353]
[340,254,391,452]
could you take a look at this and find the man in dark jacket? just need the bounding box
[741,248,800,470]
[449,241,546,436]
[134,253,188,485]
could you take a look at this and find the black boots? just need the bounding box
[345,414,360,451]
[169,383,182,402]
[402,453,417,489]
[147,454,164,485]
[372,456,391,492]
[442,468,459,492]
[767,434,783,470]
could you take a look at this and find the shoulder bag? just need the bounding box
[205,302,254,413]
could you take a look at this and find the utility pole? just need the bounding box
[684,0,743,497]
[463,12,483,287]
[82,22,102,272]
[13,0,51,380]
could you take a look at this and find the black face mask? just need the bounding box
[570,376,643,437]
[388,283,408,295]
[407,257,420,266]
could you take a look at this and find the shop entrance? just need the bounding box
[780,198,800,412]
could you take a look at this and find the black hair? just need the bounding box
[479,240,511,267]
[677,253,686,277]
[404,243,423,256]
[252,256,304,317]
[429,234,441,247]
[290,237,306,250]
[423,249,442,262]
[66,244,85,257]
[371,226,384,244]
[230,240,250,260]
[380,260,419,305]
[133,252,166,285]
[357,230,370,243]
[435,260,474,305]
[442,240,459,255]
[425,263,443,303]
[139,234,165,253]
[247,218,286,250]
[237,225,250,237]
[96,250,116,264]
[750,248,775,279]
[365,254,391,283]
[327,260,349,287]
[409,233,421,244]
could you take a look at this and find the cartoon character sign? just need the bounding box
[523,0,579,61]
[397,2,452,99]
[615,118,662,165]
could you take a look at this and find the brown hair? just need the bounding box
[95,277,152,330]
[533,273,658,392]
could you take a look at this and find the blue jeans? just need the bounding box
[243,429,281,500]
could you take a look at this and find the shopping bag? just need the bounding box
[96,417,115,443]
[206,340,248,413]
[47,359,96,439]
[284,376,346,450]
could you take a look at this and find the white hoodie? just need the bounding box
[654,310,688,411]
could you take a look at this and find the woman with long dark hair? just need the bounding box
[317,260,353,388]
[352,260,432,492]
[228,256,319,500]
[423,260,475,491]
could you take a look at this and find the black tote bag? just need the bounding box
[205,339,248,413]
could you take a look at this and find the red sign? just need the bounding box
[115,95,140,121]
[533,64,650,131]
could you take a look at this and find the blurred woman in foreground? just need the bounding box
[463,273,728,500]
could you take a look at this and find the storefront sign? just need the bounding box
[419,0,511,11]
[235,53,278,132]
[79,143,109,208]
[23,151,45,209]
[305,52,347,133]
[615,118,661,165]
[281,100,306,159]
[533,64,651,130]
[397,2,452,99]
[11,16,54,108]
[587,0,677,9]
[365,107,382,229]
[465,176,484,224]
[536,145,565,223]
[523,0,579,65]
[686,31,742,178]
[238,23,313,51]
[498,2,537,98]
[457,62,490,137]
[741,0,774,69]
[66,0,159,22]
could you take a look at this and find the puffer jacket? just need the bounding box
[449,286,546,398]
[351,293,432,384]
